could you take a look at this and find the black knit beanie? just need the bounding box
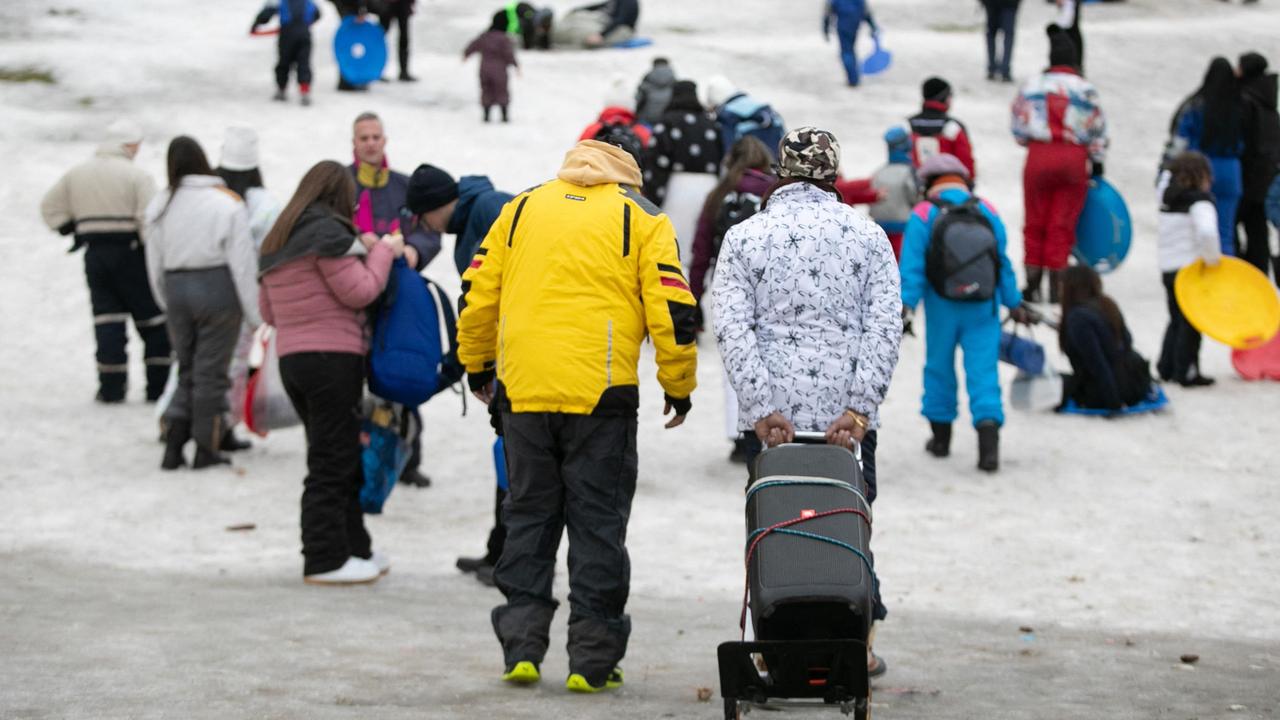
[1239,52,1268,80]
[405,164,458,215]
[922,77,951,102]
[1047,26,1078,68]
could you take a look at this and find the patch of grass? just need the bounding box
[928,22,981,33]
[0,66,56,84]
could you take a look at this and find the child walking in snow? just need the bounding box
[253,0,321,106]
[836,127,919,260]
[465,13,519,123]
[1156,151,1221,387]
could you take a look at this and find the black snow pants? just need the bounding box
[378,0,412,76]
[280,351,372,576]
[1158,270,1203,382]
[83,234,171,402]
[492,411,638,686]
[275,26,313,90]
[1237,199,1278,286]
[162,267,243,451]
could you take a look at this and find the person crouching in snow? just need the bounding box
[144,137,262,470]
[899,154,1029,473]
[465,12,520,123]
[712,126,901,676]
[835,126,919,261]
[252,0,321,106]
[1056,265,1153,413]
[1011,26,1106,303]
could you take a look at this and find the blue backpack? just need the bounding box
[368,258,462,407]
[720,95,785,158]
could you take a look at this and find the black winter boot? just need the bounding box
[221,429,252,452]
[192,447,231,469]
[1048,270,1063,304]
[924,422,952,458]
[161,419,190,471]
[1023,267,1044,304]
[977,420,1000,472]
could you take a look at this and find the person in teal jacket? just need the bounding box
[900,154,1026,472]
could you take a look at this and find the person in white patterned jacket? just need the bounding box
[711,126,903,677]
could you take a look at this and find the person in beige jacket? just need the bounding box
[41,119,172,403]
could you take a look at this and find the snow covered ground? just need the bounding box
[1,0,1279,717]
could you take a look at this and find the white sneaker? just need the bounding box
[370,550,391,576]
[303,557,380,585]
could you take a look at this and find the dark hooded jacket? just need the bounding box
[642,80,723,205]
[1060,303,1151,411]
[1240,54,1280,202]
[635,63,676,127]
[448,175,513,276]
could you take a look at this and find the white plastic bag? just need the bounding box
[244,326,300,437]
[1009,367,1063,413]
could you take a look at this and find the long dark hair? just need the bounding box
[260,160,356,256]
[700,136,773,224]
[1196,56,1244,155]
[155,135,214,220]
[217,168,264,201]
[1059,265,1126,351]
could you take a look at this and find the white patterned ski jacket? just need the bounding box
[712,182,903,432]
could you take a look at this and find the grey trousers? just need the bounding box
[492,411,638,686]
[163,267,243,451]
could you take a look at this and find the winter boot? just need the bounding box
[272,88,286,102]
[976,420,1000,472]
[483,105,491,123]
[1048,270,1063,304]
[193,447,231,469]
[924,422,952,458]
[161,419,191,470]
[221,428,252,452]
[1022,267,1044,304]
[500,105,509,123]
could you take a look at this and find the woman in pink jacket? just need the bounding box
[258,160,404,585]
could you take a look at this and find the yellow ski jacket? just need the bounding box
[457,140,698,415]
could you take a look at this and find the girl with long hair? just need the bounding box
[258,160,404,585]
[145,136,262,470]
[1176,57,1246,255]
[1056,265,1152,412]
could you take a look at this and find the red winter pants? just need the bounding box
[1022,142,1089,270]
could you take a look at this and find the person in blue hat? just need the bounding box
[837,127,919,260]
[900,153,1028,472]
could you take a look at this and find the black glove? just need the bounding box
[252,7,273,28]
[902,306,916,337]
[693,302,705,334]
[664,393,692,416]
[1009,304,1034,325]
[56,219,76,236]
[468,368,495,394]
[1091,161,1104,179]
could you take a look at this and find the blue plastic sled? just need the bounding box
[1073,177,1132,274]
[612,36,653,49]
[333,16,387,85]
[861,35,892,76]
[1059,386,1170,417]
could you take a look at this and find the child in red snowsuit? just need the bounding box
[1011,28,1107,302]
[465,13,519,123]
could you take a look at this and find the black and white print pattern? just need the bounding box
[642,109,723,206]
[711,182,903,432]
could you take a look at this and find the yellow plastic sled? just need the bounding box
[1175,257,1280,350]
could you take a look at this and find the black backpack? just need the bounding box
[593,121,646,167]
[925,197,1000,302]
[712,190,763,255]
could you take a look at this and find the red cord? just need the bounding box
[739,507,871,637]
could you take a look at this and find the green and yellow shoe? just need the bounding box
[565,667,623,693]
[502,661,541,685]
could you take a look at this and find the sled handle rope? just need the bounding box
[739,507,874,638]
[746,479,871,516]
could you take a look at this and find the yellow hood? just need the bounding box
[557,140,643,188]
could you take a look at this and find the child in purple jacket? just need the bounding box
[464,13,520,123]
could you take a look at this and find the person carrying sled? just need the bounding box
[900,154,1028,472]
[908,77,977,179]
[404,163,514,586]
[252,0,321,105]
[712,126,902,675]
[464,12,520,123]
[456,138,697,693]
[145,137,263,470]
[329,0,371,91]
[823,0,879,87]
[40,119,172,404]
[1011,27,1106,303]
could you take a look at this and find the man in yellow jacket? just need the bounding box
[457,139,697,693]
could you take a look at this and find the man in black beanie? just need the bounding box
[907,76,977,179]
[404,163,516,586]
[1237,52,1280,283]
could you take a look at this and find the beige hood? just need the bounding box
[556,140,643,188]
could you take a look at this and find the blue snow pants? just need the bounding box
[922,295,1004,427]
[837,17,862,86]
[1209,155,1243,257]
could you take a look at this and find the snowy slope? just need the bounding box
[2,0,1279,695]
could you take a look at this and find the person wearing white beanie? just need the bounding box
[39,118,172,403]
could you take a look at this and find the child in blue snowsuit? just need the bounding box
[824,0,878,87]
[900,154,1024,472]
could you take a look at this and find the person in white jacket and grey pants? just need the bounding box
[145,136,262,470]
[712,126,903,677]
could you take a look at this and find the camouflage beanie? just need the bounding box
[776,126,841,182]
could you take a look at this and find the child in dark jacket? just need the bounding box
[1056,265,1152,413]
[253,0,321,106]
[465,13,520,123]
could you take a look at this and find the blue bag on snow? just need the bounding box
[368,258,463,408]
[999,328,1045,375]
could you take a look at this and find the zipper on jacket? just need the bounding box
[606,320,614,386]
[622,205,632,257]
